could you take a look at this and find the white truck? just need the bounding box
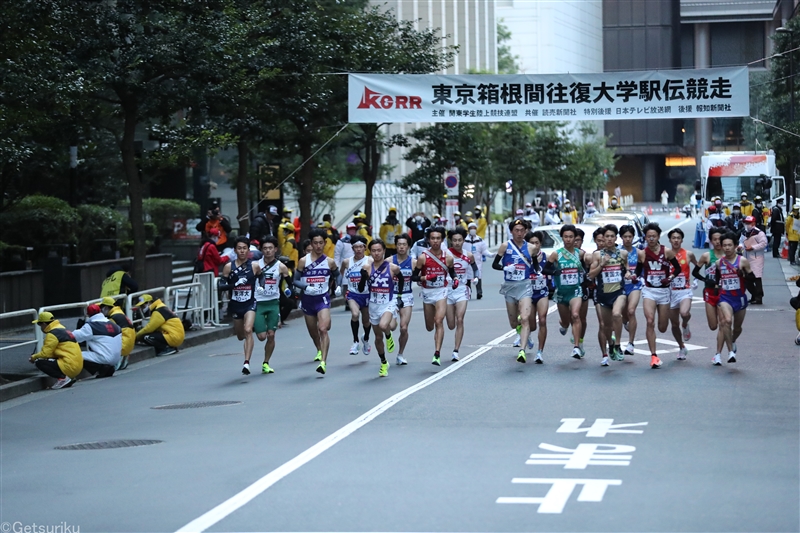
[700,150,787,209]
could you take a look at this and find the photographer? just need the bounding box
[196,202,232,253]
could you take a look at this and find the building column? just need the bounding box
[694,23,712,158]
[643,156,657,203]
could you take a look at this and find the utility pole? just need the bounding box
[778,26,796,205]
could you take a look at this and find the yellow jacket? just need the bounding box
[281,238,299,266]
[607,205,624,212]
[108,306,135,356]
[136,299,185,348]
[323,236,336,258]
[475,216,488,239]
[379,222,402,248]
[357,224,372,245]
[31,321,83,379]
[739,201,754,217]
[562,209,579,224]
[787,212,800,241]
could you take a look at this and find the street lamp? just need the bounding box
[777,26,796,204]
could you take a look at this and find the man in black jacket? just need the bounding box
[406,212,431,243]
[771,198,786,257]
[249,205,279,244]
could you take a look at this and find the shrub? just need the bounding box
[76,204,127,262]
[0,195,80,246]
[143,198,200,237]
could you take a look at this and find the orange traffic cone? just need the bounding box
[674,207,681,219]
[781,237,789,259]
[647,205,653,215]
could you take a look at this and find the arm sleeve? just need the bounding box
[31,332,58,360]
[492,254,504,271]
[71,323,94,343]
[396,271,405,294]
[121,274,139,293]
[411,267,422,282]
[358,269,369,292]
[136,311,166,339]
[692,264,706,282]
[540,260,556,276]
[293,269,307,290]
[448,266,457,280]
[669,256,682,276]
[634,261,643,278]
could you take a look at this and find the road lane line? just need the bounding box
[177,304,556,532]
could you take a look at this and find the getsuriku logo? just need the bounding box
[357,87,422,109]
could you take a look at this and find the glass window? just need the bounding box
[681,24,694,68]
[711,22,764,67]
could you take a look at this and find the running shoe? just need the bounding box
[349,342,360,355]
[50,377,73,390]
[623,321,629,332]
[115,356,129,371]
[158,347,178,356]
[731,342,737,355]
[611,332,616,343]
[601,356,610,366]
[712,354,722,366]
[560,326,568,336]
[314,350,323,362]
[650,355,662,369]
[624,342,636,355]
[396,355,407,365]
[379,362,389,377]
[451,351,460,362]
[572,347,582,359]
[386,333,395,353]
[727,352,736,364]
[534,351,544,364]
[579,343,586,358]
[316,361,326,374]
[527,334,535,350]
[517,350,526,363]
[677,347,688,360]
[612,345,624,361]
[512,334,521,347]
[262,363,274,374]
[242,362,251,375]
[682,324,691,341]
[362,336,372,355]
[432,355,441,366]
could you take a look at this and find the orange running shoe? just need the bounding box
[650,355,662,369]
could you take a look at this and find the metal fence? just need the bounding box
[0,308,42,355]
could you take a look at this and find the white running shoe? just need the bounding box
[534,351,544,364]
[731,342,737,355]
[527,334,535,350]
[451,351,460,362]
[512,334,521,347]
[50,376,73,390]
[677,347,688,360]
[572,347,583,359]
[349,342,360,355]
[362,336,371,355]
[712,354,722,366]
[601,356,610,366]
[396,355,407,365]
[682,324,691,341]
[624,342,635,355]
[242,362,251,375]
[727,352,736,363]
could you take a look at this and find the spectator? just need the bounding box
[197,228,229,276]
[740,216,767,304]
[278,207,293,249]
[249,205,279,244]
[354,212,371,244]
[661,189,670,211]
[29,311,83,389]
[463,211,475,225]
[100,296,135,371]
[100,263,138,298]
[196,202,232,253]
[473,206,488,239]
[561,200,578,224]
[607,195,623,212]
[583,201,598,222]
[280,223,299,266]
[379,207,403,255]
[453,211,467,230]
[73,304,122,378]
[545,203,562,225]
[406,212,432,243]
[523,205,540,228]
[771,198,786,257]
[725,203,745,239]
[322,213,338,242]
[334,222,357,269]
[787,204,800,265]
[465,222,488,299]
[739,193,754,217]
[135,294,185,356]
[753,196,768,232]
[318,221,336,257]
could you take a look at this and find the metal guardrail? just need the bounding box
[0,308,42,354]
[193,273,225,327]
[125,287,166,329]
[166,282,204,329]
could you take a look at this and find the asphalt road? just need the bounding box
[1,213,798,533]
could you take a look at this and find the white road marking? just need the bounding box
[497,478,622,513]
[630,337,706,356]
[176,306,557,533]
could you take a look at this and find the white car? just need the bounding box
[533,224,620,256]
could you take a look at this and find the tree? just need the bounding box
[563,123,618,205]
[497,19,520,75]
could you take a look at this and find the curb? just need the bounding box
[0,296,345,403]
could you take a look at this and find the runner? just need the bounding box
[392,234,414,365]
[634,223,682,369]
[294,229,339,374]
[492,219,538,363]
[572,227,591,356]
[620,225,643,356]
[358,239,405,377]
[588,224,628,366]
[412,226,456,366]
[341,237,371,356]
[220,236,262,375]
[253,236,291,374]
[713,232,754,365]
[693,227,726,334]
[446,227,479,362]
[667,228,697,361]
[544,224,585,359]
[526,230,550,363]
[464,222,488,299]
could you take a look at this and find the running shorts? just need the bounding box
[229,300,257,320]
[595,289,624,309]
[369,300,398,326]
[670,288,693,309]
[719,293,747,313]
[398,292,414,308]
[555,285,582,305]
[642,286,671,306]
[253,300,280,333]
[421,287,448,305]
[703,288,720,307]
[346,291,369,308]
[500,281,533,304]
[623,279,643,296]
[301,293,331,316]
[447,285,470,305]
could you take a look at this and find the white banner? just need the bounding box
[348,67,749,123]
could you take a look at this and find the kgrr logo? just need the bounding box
[357,87,422,109]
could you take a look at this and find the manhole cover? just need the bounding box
[56,439,163,450]
[151,400,242,410]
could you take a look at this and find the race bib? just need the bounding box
[232,286,252,302]
[601,267,622,284]
[532,275,547,290]
[262,277,278,297]
[647,273,665,286]
[507,263,526,282]
[670,275,686,289]
[561,268,579,286]
[721,276,740,291]
[427,274,445,288]
[370,287,391,305]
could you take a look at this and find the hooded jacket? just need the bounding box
[72,314,122,366]
[135,299,185,348]
[31,320,83,379]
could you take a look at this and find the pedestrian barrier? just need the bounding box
[0,308,43,354]
[166,282,204,329]
[125,287,166,329]
[193,273,225,327]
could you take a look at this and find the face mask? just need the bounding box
[744,225,754,232]
[469,229,477,236]
[733,210,741,215]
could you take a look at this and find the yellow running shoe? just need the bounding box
[379,362,389,377]
[386,333,395,353]
[316,361,326,374]
[313,350,322,362]
[262,363,274,374]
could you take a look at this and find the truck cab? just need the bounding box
[700,151,787,209]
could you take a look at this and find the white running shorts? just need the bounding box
[421,287,448,305]
[398,292,414,309]
[642,286,671,306]
[369,300,398,325]
[447,285,470,305]
[670,288,693,309]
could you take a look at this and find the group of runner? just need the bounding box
[496,218,753,368]
[222,218,753,377]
